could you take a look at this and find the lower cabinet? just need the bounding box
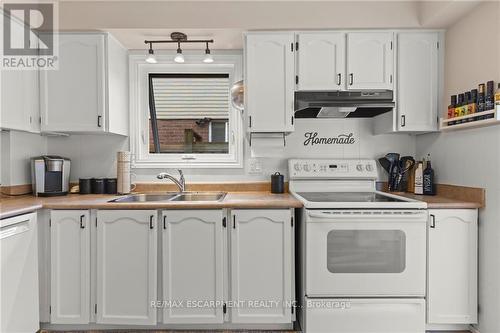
[161,210,225,324]
[47,208,294,327]
[50,210,90,324]
[427,209,478,324]
[230,209,293,323]
[96,210,157,325]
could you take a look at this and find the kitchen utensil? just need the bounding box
[394,156,415,191]
[378,157,391,173]
[385,153,400,191]
[271,172,285,194]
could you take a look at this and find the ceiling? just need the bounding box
[55,0,483,50]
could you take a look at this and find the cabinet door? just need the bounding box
[50,210,90,324]
[162,210,225,324]
[245,33,295,132]
[297,32,346,91]
[347,32,393,90]
[428,209,478,324]
[41,34,105,132]
[1,70,40,132]
[231,209,293,323]
[397,32,439,131]
[96,210,157,325]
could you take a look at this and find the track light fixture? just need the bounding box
[203,42,213,63]
[174,42,185,63]
[145,42,157,64]
[144,32,215,64]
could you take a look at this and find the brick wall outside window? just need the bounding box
[149,119,209,152]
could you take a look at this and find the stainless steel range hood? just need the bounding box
[294,90,395,118]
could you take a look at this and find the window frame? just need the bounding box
[129,51,243,168]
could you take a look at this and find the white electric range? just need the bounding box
[289,159,428,333]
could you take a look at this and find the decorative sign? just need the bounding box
[303,132,356,146]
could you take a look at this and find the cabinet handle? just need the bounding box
[149,215,154,229]
[249,116,252,128]
[233,215,236,229]
[80,215,85,229]
[349,73,353,86]
[163,216,167,230]
[337,73,342,86]
[401,115,406,127]
[430,214,436,228]
[97,115,102,128]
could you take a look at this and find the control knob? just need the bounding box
[366,164,374,171]
[356,164,364,171]
[294,163,302,171]
[303,164,311,172]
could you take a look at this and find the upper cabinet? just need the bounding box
[245,32,295,133]
[1,16,39,133]
[396,32,439,132]
[40,32,128,135]
[296,32,346,91]
[346,32,394,90]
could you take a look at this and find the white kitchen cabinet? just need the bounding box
[245,32,295,133]
[96,210,157,325]
[1,70,40,132]
[296,32,346,91]
[427,209,478,324]
[0,16,40,133]
[230,209,293,323]
[40,32,128,135]
[162,210,225,324]
[397,32,439,131]
[1,213,39,333]
[50,210,90,324]
[347,32,393,90]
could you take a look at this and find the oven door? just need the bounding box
[306,210,427,297]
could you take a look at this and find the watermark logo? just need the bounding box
[1,1,58,70]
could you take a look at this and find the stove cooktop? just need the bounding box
[296,192,406,203]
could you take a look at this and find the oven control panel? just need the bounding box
[288,159,378,179]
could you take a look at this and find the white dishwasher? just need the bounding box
[1,212,40,333]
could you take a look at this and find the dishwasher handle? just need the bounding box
[0,220,30,240]
[307,211,427,221]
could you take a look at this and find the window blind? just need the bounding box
[151,74,230,120]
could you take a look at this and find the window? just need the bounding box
[149,73,230,154]
[130,52,243,168]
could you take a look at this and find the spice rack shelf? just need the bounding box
[440,108,500,131]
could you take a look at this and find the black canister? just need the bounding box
[105,178,117,194]
[79,178,92,194]
[91,178,105,194]
[271,172,284,194]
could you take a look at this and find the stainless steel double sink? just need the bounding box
[108,192,226,203]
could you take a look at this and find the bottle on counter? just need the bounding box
[469,89,478,122]
[478,83,486,119]
[423,154,435,196]
[414,161,423,195]
[495,83,500,110]
[448,95,457,119]
[485,80,495,119]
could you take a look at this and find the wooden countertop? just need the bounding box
[0,192,303,220]
[392,192,482,209]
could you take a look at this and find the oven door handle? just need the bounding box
[307,211,427,221]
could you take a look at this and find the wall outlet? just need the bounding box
[248,158,263,174]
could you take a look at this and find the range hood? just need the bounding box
[294,90,395,118]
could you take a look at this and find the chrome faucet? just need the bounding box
[157,169,186,192]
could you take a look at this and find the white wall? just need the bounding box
[1,131,47,186]
[47,118,416,183]
[416,2,500,332]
